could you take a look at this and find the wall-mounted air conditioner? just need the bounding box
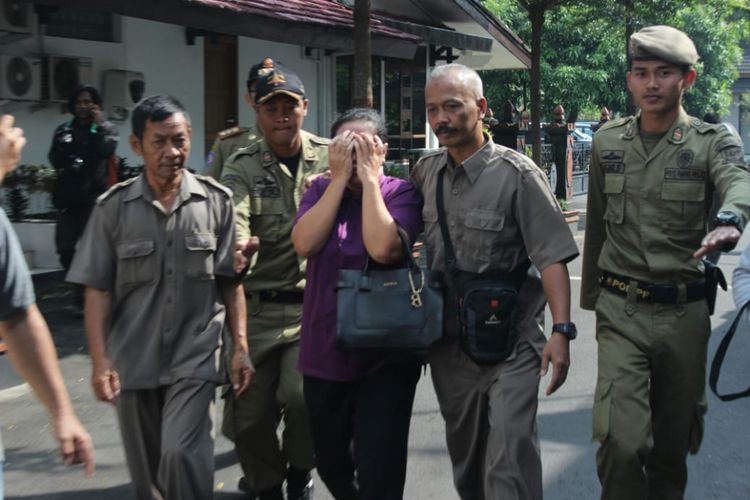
[0,55,41,100]
[102,69,145,121]
[0,0,37,35]
[43,55,94,102]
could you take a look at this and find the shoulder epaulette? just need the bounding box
[232,141,261,157]
[194,174,233,197]
[308,135,331,145]
[217,126,248,141]
[598,116,631,132]
[96,176,139,204]
[693,119,724,135]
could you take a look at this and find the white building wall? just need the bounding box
[0,16,336,172]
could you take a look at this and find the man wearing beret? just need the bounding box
[581,25,750,499]
[221,66,328,500]
[204,56,277,180]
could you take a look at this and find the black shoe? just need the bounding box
[258,485,284,500]
[287,467,314,500]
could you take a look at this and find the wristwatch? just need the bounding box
[552,322,577,340]
[713,211,743,233]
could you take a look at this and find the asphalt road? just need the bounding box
[1,193,749,499]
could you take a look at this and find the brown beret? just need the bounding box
[629,25,698,66]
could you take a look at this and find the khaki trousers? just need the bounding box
[593,289,709,500]
[116,378,216,500]
[222,301,314,492]
[429,340,543,500]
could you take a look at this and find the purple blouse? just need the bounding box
[294,175,423,381]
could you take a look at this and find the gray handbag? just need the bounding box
[335,237,443,351]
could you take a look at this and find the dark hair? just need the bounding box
[703,112,720,124]
[131,95,191,140]
[330,108,387,142]
[68,84,102,115]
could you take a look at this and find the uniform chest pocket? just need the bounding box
[464,209,507,260]
[250,199,285,243]
[185,233,216,280]
[116,239,156,287]
[660,182,705,231]
[603,174,625,224]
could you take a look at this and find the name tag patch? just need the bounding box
[664,168,706,181]
[251,176,280,198]
[603,162,625,174]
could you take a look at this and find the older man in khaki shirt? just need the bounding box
[412,64,578,500]
[68,96,252,500]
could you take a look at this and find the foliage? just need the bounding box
[2,165,57,221]
[480,0,749,120]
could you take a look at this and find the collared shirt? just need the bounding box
[66,171,236,389]
[580,108,750,310]
[411,137,579,353]
[220,129,330,292]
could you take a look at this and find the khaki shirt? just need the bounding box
[581,108,750,310]
[66,171,237,389]
[220,130,330,292]
[411,138,579,353]
[204,125,261,180]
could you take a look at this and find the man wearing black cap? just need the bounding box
[220,66,328,500]
[204,57,278,179]
[48,84,118,314]
[581,25,750,499]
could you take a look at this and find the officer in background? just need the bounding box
[204,56,279,180]
[220,66,328,500]
[581,25,750,500]
[48,84,118,314]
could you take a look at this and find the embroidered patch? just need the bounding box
[720,146,744,163]
[664,168,706,181]
[672,128,683,141]
[603,162,625,174]
[262,151,273,164]
[676,149,694,168]
[251,175,280,198]
[205,151,216,166]
[601,150,625,161]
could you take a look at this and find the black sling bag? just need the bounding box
[436,168,530,365]
[709,301,750,401]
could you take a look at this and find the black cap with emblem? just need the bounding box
[247,57,280,91]
[254,66,306,105]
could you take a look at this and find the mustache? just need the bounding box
[434,124,457,135]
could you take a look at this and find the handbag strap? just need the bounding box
[435,167,530,285]
[709,300,750,401]
[362,226,419,275]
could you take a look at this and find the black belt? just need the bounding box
[599,271,705,304]
[247,290,304,304]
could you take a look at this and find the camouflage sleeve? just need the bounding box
[204,138,225,180]
[580,138,606,310]
[709,128,750,229]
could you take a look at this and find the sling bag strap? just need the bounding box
[709,300,750,401]
[435,168,530,282]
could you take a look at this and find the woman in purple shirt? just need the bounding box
[292,108,423,500]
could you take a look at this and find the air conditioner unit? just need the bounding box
[43,55,94,102]
[102,69,145,121]
[0,55,41,100]
[0,0,37,34]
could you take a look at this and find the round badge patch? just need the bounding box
[262,151,272,163]
[677,149,694,168]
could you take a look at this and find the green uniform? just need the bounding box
[581,109,750,500]
[219,130,329,493]
[203,125,261,180]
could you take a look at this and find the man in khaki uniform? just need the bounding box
[67,96,253,500]
[412,63,579,500]
[204,56,279,179]
[581,26,750,500]
[221,66,328,500]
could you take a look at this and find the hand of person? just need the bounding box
[303,170,331,191]
[91,358,120,404]
[53,411,95,477]
[0,114,26,175]
[328,131,354,185]
[693,226,741,259]
[234,237,260,273]
[230,348,255,398]
[90,105,103,126]
[540,332,570,396]
[354,133,386,186]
